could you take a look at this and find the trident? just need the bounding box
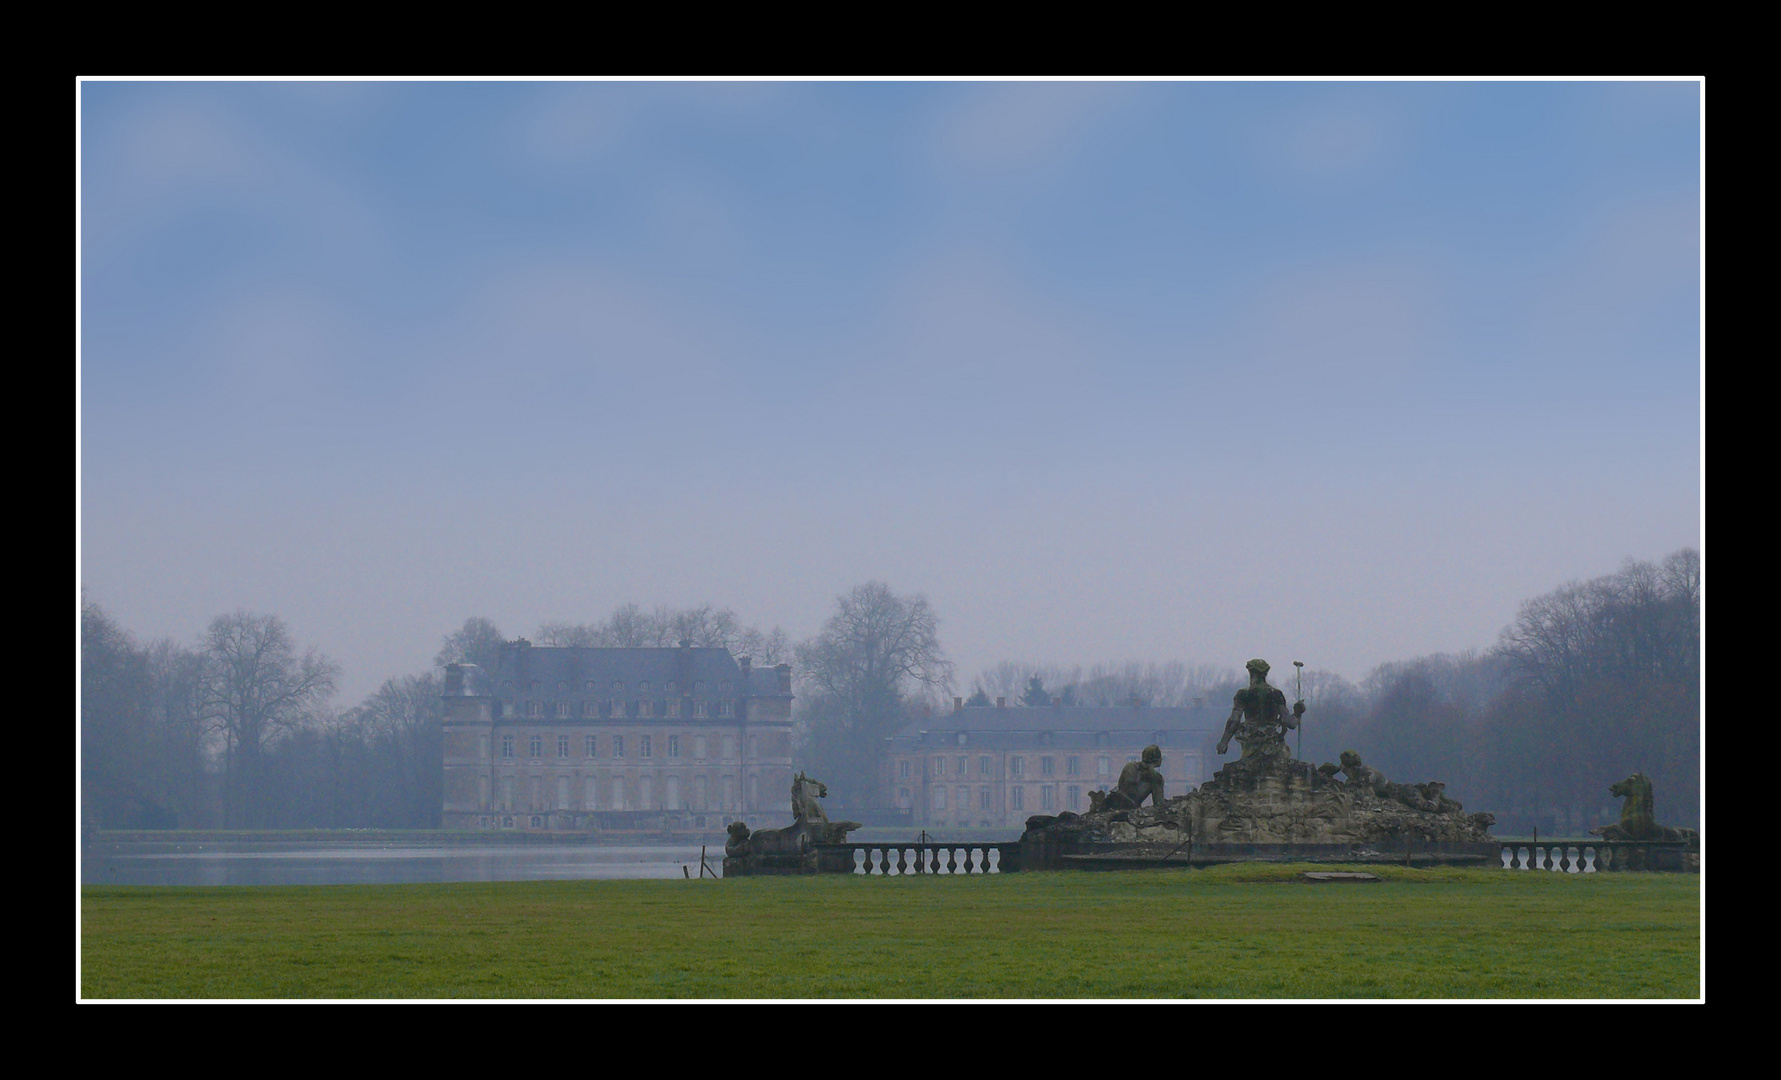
[1293,660,1305,762]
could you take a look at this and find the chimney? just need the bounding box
[775,663,791,693]
[996,697,1006,709]
[953,696,963,713]
[1053,696,1062,707]
[739,656,752,675]
[923,703,932,718]
[444,664,466,696]
[679,638,692,649]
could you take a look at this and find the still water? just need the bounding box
[82,843,725,886]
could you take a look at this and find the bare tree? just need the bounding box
[794,582,953,803]
[198,611,338,828]
[435,617,507,670]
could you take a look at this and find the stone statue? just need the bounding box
[1217,659,1305,759]
[1088,745,1167,811]
[1590,773,1696,843]
[1335,751,1439,812]
[789,771,862,845]
[721,771,862,875]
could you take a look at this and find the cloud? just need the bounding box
[1264,98,1397,184]
[932,83,1132,173]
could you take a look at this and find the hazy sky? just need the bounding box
[79,80,1702,703]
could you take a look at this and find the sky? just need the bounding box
[78,80,1703,704]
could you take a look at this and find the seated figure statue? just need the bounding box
[1217,659,1305,760]
[1089,744,1166,811]
[1590,773,1696,843]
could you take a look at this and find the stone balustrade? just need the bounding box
[1499,840,1698,873]
[814,843,1023,875]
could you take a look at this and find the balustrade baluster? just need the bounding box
[988,847,1001,874]
[1566,846,1579,873]
[895,847,907,875]
[853,848,865,875]
[1501,846,1512,869]
[1582,846,1596,873]
[875,847,889,875]
[947,847,959,874]
[929,847,941,874]
[1514,845,1526,869]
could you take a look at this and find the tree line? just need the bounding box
[80,551,1698,834]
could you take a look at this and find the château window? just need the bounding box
[979,788,991,809]
[556,702,569,718]
[932,756,944,777]
[979,756,992,776]
[1067,786,1081,810]
[956,756,967,777]
[611,699,626,717]
[639,700,653,718]
[529,735,543,759]
[665,699,680,718]
[586,735,598,757]
[502,735,514,759]
[668,735,680,758]
[1066,756,1080,776]
[1010,786,1025,810]
[641,735,653,758]
[1041,756,1054,777]
[1097,756,1111,777]
[899,760,910,779]
[719,700,735,718]
[558,735,569,759]
[527,701,542,718]
[694,702,709,719]
[1041,787,1054,810]
[694,735,708,759]
[932,787,947,811]
[613,735,625,758]
[1012,757,1025,778]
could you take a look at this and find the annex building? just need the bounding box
[883,698,1223,829]
[441,640,794,831]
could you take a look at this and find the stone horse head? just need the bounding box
[791,771,832,823]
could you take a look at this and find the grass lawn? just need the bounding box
[79,865,1700,999]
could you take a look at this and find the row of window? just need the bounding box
[492,733,752,760]
[507,699,738,719]
[504,679,732,694]
[901,786,1085,812]
[479,772,755,813]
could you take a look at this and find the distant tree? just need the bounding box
[536,605,790,662]
[435,617,506,671]
[794,582,953,803]
[197,611,338,828]
[964,689,993,707]
[1021,675,1051,707]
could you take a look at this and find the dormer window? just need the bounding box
[612,680,624,692]
[664,681,677,694]
[557,682,568,692]
[529,681,539,693]
[720,680,732,692]
[639,680,650,693]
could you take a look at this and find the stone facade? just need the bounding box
[442,641,794,831]
[882,700,1221,829]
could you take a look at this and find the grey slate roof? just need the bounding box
[485,644,791,701]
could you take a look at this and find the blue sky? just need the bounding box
[79,80,1702,702]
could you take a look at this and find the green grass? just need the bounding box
[80,865,1700,999]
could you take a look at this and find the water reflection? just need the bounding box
[82,843,724,886]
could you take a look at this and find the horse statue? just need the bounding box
[1590,773,1696,843]
[720,771,863,875]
